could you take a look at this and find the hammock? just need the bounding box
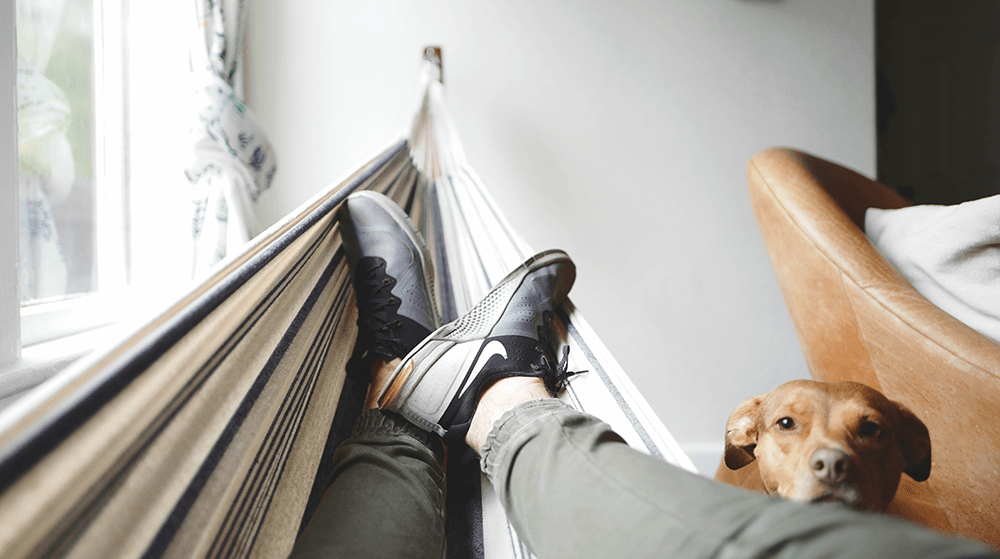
[0,55,693,559]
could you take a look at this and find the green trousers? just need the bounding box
[291,399,997,559]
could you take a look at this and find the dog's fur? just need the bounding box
[724,379,931,511]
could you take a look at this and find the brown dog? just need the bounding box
[724,379,931,511]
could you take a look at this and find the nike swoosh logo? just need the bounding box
[457,340,508,400]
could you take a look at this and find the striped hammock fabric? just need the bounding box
[0,62,693,559]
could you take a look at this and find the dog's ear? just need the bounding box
[896,404,931,482]
[725,395,764,470]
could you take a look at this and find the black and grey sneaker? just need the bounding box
[339,191,441,380]
[375,249,580,440]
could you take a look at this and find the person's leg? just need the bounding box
[291,360,447,559]
[291,192,447,558]
[471,377,998,559]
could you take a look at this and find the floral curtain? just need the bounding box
[16,0,72,301]
[186,0,276,275]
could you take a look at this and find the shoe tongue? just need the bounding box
[355,258,392,296]
[356,255,387,277]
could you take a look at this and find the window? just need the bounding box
[5,1,191,358]
[17,0,101,304]
[16,0,127,345]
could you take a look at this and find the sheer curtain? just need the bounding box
[16,0,72,301]
[185,0,276,275]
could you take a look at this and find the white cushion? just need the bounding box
[865,195,1000,344]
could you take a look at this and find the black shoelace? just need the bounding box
[531,311,587,394]
[355,258,405,357]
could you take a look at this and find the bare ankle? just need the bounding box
[465,376,551,453]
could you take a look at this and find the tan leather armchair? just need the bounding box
[715,148,1000,548]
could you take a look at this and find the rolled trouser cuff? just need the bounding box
[479,398,574,481]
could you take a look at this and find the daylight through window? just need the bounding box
[16,0,97,304]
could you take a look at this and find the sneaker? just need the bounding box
[339,191,440,379]
[376,249,579,440]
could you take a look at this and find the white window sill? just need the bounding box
[21,289,134,347]
[0,321,134,413]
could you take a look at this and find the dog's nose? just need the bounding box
[810,448,850,485]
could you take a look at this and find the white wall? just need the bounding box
[248,0,875,475]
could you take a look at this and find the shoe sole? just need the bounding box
[376,249,574,431]
[349,190,441,326]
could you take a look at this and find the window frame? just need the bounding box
[2,0,21,367]
[3,0,136,395]
[14,0,131,348]
[2,0,199,411]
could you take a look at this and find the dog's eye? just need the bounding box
[776,417,796,430]
[859,421,882,438]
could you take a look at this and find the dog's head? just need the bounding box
[724,379,931,511]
